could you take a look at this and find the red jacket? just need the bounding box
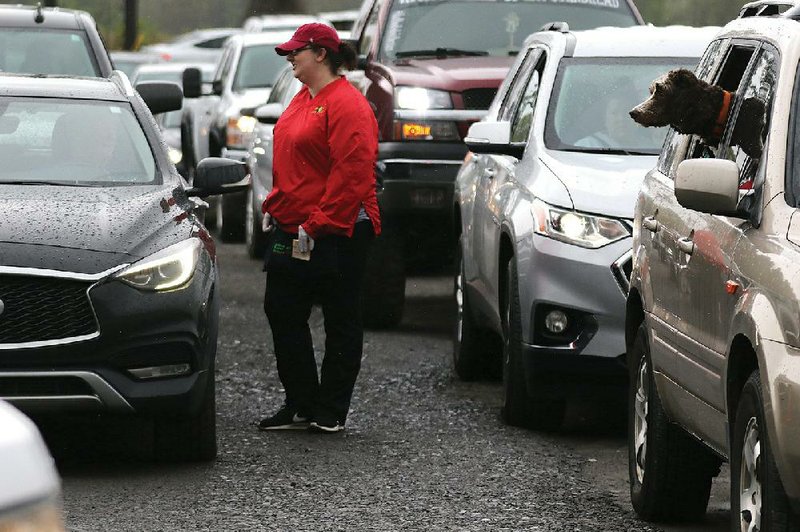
[262,76,380,239]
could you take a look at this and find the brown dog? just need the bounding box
[629,68,766,159]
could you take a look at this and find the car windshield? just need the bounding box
[233,44,287,91]
[0,28,97,76]
[0,98,157,185]
[380,0,638,61]
[545,58,696,155]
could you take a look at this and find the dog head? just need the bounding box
[629,69,704,127]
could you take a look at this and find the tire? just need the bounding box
[628,323,719,522]
[217,189,246,243]
[453,242,494,381]
[153,369,217,462]
[245,187,267,259]
[501,259,564,430]
[361,231,405,329]
[731,371,798,531]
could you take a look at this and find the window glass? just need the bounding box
[380,0,638,61]
[267,67,293,104]
[0,29,97,76]
[360,1,382,56]
[545,57,697,155]
[498,49,539,122]
[510,55,546,143]
[195,36,230,49]
[0,99,157,185]
[695,39,726,82]
[233,45,288,90]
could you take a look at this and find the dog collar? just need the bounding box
[713,90,732,139]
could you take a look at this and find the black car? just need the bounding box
[0,4,113,77]
[0,73,246,462]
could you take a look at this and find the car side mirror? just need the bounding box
[182,67,202,99]
[464,121,525,159]
[675,159,742,216]
[136,81,183,115]
[254,103,284,124]
[187,157,249,197]
[212,79,224,96]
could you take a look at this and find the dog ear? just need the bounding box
[734,96,767,158]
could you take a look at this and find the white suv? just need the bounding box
[627,3,800,529]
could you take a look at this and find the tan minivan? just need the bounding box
[626,4,800,530]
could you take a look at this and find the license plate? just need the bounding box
[410,188,445,208]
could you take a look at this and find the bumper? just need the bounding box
[0,270,217,418]
[378,141,466,217]
[762,339,800,503]
[517,234,632,359]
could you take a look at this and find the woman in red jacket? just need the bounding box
[258,23,380,433]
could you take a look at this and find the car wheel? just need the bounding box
[153,367,217,463]
[453,242,494,381]
[245,187,267,259]
[501,258,564,430]
[362,230,405,329]
[731,370,798,531]
[217,189,246,243]
[628,323,719,522]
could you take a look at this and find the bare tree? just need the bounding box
[246,0,305,18]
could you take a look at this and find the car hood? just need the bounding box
[0,184,195,274]
[391,56,513,91]
[538,150,658,219]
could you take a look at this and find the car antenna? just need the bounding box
[34,2,45,24]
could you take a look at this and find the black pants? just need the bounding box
[263,221,374,424]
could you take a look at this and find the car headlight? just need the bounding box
[395,87,452,110]
[168,147,183,165]
[115,239,202,291]
[226,115,258,148]
[530,198,629,249]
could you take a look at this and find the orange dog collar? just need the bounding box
[713,90,732,139]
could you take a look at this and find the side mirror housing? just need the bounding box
[254,103,284,124]
[182,67,202,99]
[187,157,249,197]
[212,79,224,96]
[675,159,742,215]
[464,121,525,159]
[136,81,183,115]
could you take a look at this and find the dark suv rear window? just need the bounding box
[0,28,97,76]
[381,0,639,60]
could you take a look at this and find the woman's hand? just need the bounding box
[262,213,274,233]
[297,225,315,253]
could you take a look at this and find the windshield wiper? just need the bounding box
[563,148,654,156]
[0,180,94,187]
[395,48,489,59]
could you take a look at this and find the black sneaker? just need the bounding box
[309,419,344,433]
[258,406,310,431]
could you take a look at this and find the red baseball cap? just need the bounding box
[275,23,340,56]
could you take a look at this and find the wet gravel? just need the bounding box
[53,242,709,531]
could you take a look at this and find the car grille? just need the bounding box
[462,88,497,110]
[612,250,633,296]
[0,275,97,345]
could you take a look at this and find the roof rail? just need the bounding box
[539,21,569,33]
[738,0,795,18]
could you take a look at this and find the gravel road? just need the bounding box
[53,242,730,531]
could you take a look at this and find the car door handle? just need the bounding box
[484,168,495,179]
[677,237,694,255]
[642,216,659,232]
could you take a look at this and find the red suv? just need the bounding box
[351,0,644,328]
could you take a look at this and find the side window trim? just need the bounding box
[786,59,800,206]
[718,42,765,153]
[498,48,544,123]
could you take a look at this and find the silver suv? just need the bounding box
[627,5,800,529]
[454,25,715,430]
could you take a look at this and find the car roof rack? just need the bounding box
[539,21,569,33]
[738,0,795,18]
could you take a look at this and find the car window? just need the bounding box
[359,0,382,56]
[546,57,697,155]
[0,98,157,185]
[0,28,97,76]
[214,45,235,83]
[498,49,541,122]
[267,67,293,104]
[195,36,229,49]
[510,53,547,143]
[233,45,287,91]
[380,0,638,61]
